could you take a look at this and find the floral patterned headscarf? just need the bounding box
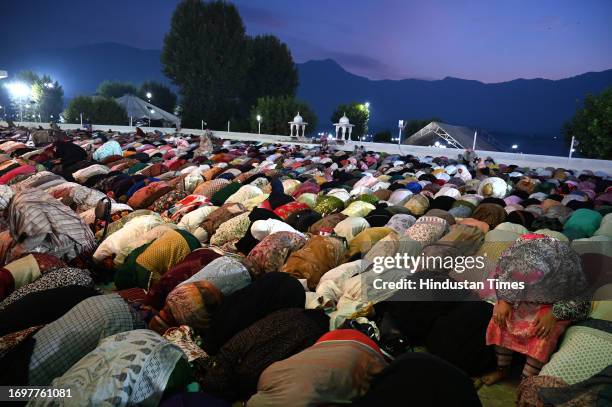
[494,234,587,304]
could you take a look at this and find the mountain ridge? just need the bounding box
[3,43,611,149]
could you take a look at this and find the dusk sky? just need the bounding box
[3,0,612,82]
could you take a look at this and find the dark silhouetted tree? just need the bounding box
[96,81,138,98]
[242,35,297,117]
[563,88,612,159]
[162,0,248,129]
[33,76,64,122]
[64,96,127,125]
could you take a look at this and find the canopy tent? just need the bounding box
[404,121,502,152]
[116,95,180,127]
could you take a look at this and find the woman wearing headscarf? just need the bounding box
[342,200,376,218]
[347,227,395,260]
[200,272,306,354]
[50,138,84,165]
[150,280,223,335]
[178,256,251,296]
[92,135,123,162]
[26,293,145,386]
[507,210,536,230]
[0,267,93,311]
[6,188,96,264]
[210,182,242,206]
[404,216,449,247]
[284,209,322,233]
[250,218,303,241]
[472,203,507,230]
[245,231,307,277]
[404,194,430,216]
[200,202,247,239]
[234,208,284,255]
[247,329,387,407]
[93,211,164,264]
[291,180,320,198]
[52,140,88,180]
[313,195,345,216]
[334,216,371,243]
[483,235,591,385]
[478,177,509,199]
[260,177,293,210]
[424,208,456,226]
[0,253,65,301]
[563,208,603,240]
[114,229,201,290]
[282,235,346,290]
[0,285,98,337]
[308,212,348,235]
[435,223,485,257]
[31,329,185,407]
[194,308,329,401]
[143,248,223,309]
[193,178,231,199]
[384,214,416,235]
[272,201,311,220]
[127,180,174,209]
[209,212,252,247]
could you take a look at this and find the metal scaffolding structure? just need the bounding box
[404,121,501,152]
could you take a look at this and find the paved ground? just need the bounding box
[478,380,518,406]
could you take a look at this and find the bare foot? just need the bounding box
[482,367,511,386]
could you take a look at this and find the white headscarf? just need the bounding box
[0,185,14,210]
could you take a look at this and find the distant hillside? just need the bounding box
[4,43,612,153]
[297,59,612,138]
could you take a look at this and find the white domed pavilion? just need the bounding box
[334,113,354,141]
[289,112,308,137]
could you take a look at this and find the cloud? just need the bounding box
[280,35,403,79]
[326,50,401,79]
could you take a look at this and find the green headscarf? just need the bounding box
[563,209,603,240]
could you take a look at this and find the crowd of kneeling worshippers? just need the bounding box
[0,124,610,406]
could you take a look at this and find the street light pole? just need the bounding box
[569,136,576,159]
[398,120,405,148]
[256,114,262,134]
[364,102,370,142]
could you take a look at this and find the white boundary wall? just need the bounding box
[3,121,611,173]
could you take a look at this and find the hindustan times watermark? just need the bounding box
[358,241,610,302]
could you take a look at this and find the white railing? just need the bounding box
[2,121,611,173]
